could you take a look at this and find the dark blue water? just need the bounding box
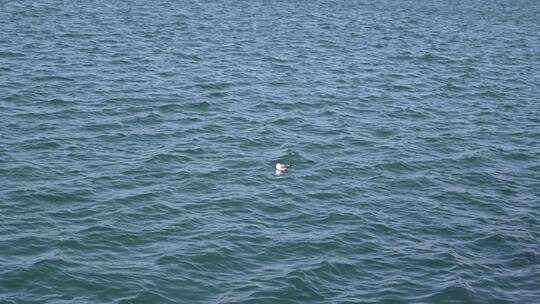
[1,1,539,303]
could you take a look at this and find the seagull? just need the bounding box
[275,163,291,176]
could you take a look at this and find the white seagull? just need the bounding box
[275,163,291,176]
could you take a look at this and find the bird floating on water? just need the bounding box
[275,163,291,176]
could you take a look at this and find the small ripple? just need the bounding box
[426,283,479,303]
[118,291,177,304]
[143,152,193,164]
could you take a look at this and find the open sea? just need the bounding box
[1,0,539,303]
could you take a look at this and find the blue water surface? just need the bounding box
[1,0,539,303]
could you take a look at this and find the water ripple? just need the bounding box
[1,0,540,303]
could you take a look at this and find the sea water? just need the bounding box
[1,1,539,303]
